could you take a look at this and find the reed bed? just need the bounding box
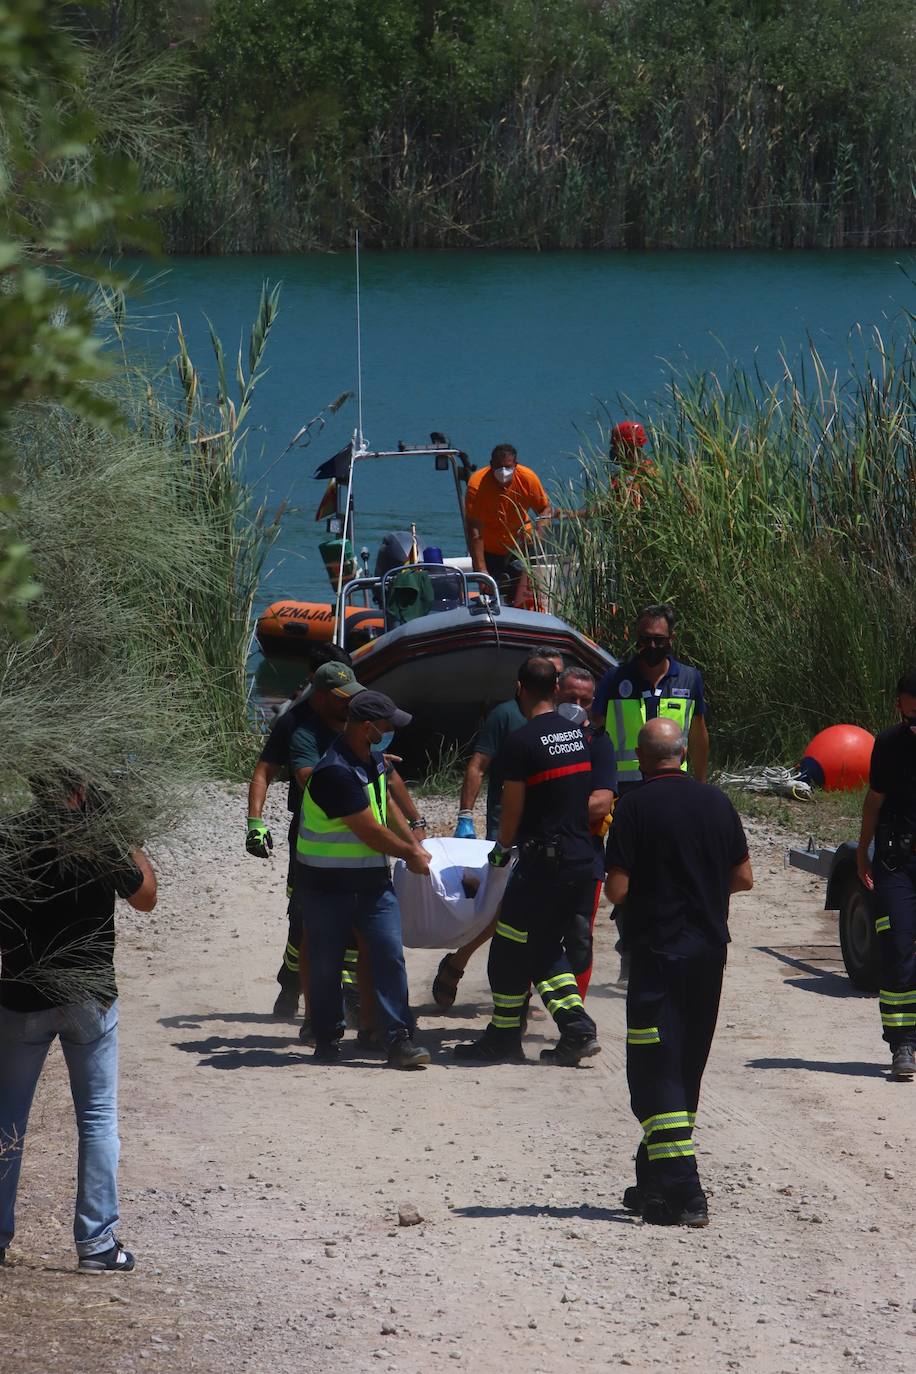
[0,286,281,897]
[545,324,916,764]
[155,78,916,253]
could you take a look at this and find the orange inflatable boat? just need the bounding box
[257,600,384,655]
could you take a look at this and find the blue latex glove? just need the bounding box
[454,812,476,839]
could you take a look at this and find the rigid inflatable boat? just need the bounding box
[256,435,613,761]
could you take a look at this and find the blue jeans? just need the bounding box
[0,1000,121,1257]
[298,880,412,1047]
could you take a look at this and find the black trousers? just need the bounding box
[486,865,597,1039]
[483,551,522,604]
[277,820,301,987]
[626,945,725,1206]
[873,856,916,1049]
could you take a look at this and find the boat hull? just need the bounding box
[256,602,614,771]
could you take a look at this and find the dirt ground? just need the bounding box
[2,783,914,1374]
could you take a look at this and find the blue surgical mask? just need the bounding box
[371,728,395,754]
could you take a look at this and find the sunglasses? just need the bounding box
[637,635,671,648]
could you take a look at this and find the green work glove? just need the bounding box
[488,842,512,869]
[246,817,273,858]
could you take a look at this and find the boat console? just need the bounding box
[339,563,502,649]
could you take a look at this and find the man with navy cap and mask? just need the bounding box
[294,691,431,1069]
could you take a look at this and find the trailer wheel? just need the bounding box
[838,876,880,993]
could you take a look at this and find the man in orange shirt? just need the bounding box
[465,444,551,603]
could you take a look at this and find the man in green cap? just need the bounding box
[245,654,362,1016]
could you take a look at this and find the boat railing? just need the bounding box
[336,564,502,648]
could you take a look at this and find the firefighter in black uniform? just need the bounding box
[605,716,753,1227]
[857,666,916,1080]
[454,655,601,1066]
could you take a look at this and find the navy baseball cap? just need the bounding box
[349,690,412,729]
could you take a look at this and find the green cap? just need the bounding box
[311,661,363,698]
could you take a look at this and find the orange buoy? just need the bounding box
[800,724,874,791]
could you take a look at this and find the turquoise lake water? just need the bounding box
[126,250,914,609]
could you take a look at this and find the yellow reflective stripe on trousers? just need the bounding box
[641,1110,692,1137]
[493,993,528,1007]
[496,921,528,945]
[544,993,584,1014]
[491,1014,523,1029]
[881,1012,916,1026]
[879,988,916,1004]
[875,916,891,932]
[627,1026,661,1044]
[646,1140,696,1160]
[536,974,579,994]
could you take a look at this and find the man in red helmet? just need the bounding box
[610,421,655,510]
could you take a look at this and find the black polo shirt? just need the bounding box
[260,696,338,819]
[606,772,748,955]
[870,723,916,825]
[498,710,595,875]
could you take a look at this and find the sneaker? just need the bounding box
[78,1239,135,1273]
[621,1185,644,1214]
[539,1033,601,1066]
[891,1043,916,1080]
[312,1041,340,1064]
[453,1029,525,1064]
[273,986,300,1019]
[386,1037,430,1070]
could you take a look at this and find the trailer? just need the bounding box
[787,839,878,991]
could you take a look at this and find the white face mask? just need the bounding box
[493,466,514,486]
[557,702,588,726]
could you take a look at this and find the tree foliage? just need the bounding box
[0,0,161,632]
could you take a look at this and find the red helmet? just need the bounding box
[611,421,648,454]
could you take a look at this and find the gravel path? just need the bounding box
[2,783,913,1374]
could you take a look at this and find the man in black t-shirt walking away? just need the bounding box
[455,656,600,1066]
[606,718,753,1228]
[0,780,157,1272]
[857,667,916,1080]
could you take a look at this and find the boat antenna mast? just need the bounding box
[333,231,365,635]
[354,228,366,452]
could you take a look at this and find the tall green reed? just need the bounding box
[547,325,916,764]
[0,282,283,896]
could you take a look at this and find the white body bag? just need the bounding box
[393,836,514,949]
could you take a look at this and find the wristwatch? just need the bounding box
[408,817,428,832]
